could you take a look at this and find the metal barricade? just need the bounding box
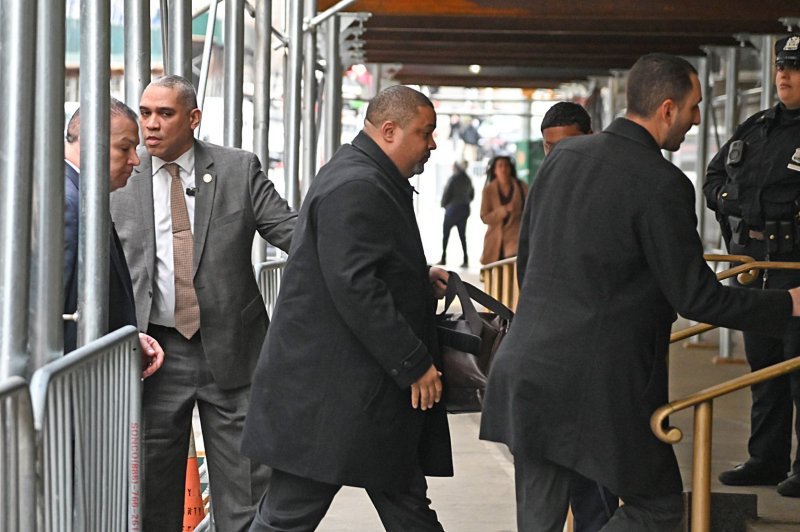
[255,258,288,315]
[0,376,36,532]
[29,326,142,532]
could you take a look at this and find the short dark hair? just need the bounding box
[366,85,434,129]
[541,102,591,134]
[65,97,138,143]
[147,75,199,111]
[626,53,697,118]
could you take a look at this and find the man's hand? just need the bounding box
[138,333,165,379]
[410,364,443,410]
[790,287,800,317]
[429,267,449,299]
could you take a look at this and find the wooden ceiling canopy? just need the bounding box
[318,0,800,88]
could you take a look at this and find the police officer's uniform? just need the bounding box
[704,34,800,494]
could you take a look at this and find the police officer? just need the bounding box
[704,33,800,498]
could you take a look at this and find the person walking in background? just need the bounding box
[110,75,297,531]
[541,101,593,155]
[479,155,527,265]
[480,52,800,531]
[63,98,164,378]
[438,160,474,268]
[242,85,453,532]
[703,34,800,498]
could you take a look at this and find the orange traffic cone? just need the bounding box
[183,432,205,531]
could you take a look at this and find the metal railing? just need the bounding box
[0,376,36,532]
[254,258,288,316]
[652,356,800,532]
[479,257,519,310]
[661,257,800,532]
[29,326,142,532]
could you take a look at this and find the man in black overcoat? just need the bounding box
[480,53,800,531]
[242,85,453,531]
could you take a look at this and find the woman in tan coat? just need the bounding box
[480,155,528,264]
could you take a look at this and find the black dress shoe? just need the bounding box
[718,463,787,486]
[777,474,800,497]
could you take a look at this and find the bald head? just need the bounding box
[365,85,434,129]
[362,85,437,178]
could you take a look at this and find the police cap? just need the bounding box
[775,34,800,68]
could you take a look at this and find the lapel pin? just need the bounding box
[203,173,213,183]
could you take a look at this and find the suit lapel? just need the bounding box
[192,141,217,275]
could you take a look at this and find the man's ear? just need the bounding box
[380,120,396,142]
[189,108,202,131]
[660,99,677,126]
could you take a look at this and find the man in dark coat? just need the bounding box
[63,98,163,377]
[480,53,800,531]
[242,85,453,531]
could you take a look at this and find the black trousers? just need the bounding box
[741,327,800,475]
[514,454,682,532]
[731,258,800,476]
[250,467,443,532]
[442,203,469,260]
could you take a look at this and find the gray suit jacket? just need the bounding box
[110,140,296,389]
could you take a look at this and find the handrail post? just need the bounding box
[691,401,713,532]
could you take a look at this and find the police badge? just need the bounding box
[790,147,800,172]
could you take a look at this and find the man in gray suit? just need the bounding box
[110,75,297,531]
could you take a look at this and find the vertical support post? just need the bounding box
[196,0,219,114]
[285,0,304,210]
[695,54,711,239]
[124,0,151,111]
[0,0,37,378]
[302,0,318,188]
[253,0,273,165]
[323,14,342,162]
[252,0,274,265]
[691,401,713,532]
[224,0,245,148]
[760,35,776,110]
[724,47,740,138]
[77,0,111,347]
[167,0,192,78]
[30,0,66,371]
[160,0,170,72]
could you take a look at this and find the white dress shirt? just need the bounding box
[149,148,196,327]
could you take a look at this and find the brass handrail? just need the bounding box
[702,253,759,285]
[479,256,519,310]
[651,355,800,532]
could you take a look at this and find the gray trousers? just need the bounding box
[143,324,270,532]
[514,453,684,532]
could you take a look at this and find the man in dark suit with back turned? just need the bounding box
[110,75,297,531]
[63,98,164,378]
[242,85,453,531]
[480,53,800,531]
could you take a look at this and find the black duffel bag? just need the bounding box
[437,271,513,413]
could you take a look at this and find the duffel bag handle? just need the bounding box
[440,271,483,336]
[439,271,514,335]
